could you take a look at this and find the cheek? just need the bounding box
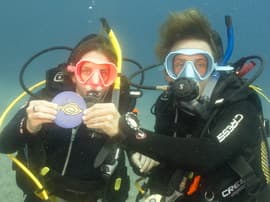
[197,66,207,75]
[164,73,174,83]
[72,75,85,90]
[71,75,76,83]
[71,76,85,94]
[173,66,182,75]
[75,84,87,96]
[76,81,86,91]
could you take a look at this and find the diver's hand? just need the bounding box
[131,152,160,173]
[82,103,120,136]
[26,100,58,134]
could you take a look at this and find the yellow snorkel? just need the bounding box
[97,18,125,192]
[0,80,45,127]
[0,19,124,201]
[100,18,122,108]
[0,47,72,201]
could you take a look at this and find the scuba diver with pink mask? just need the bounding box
[0,32,135,202]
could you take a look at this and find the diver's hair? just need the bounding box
[67,34,117,65]
[156,8,223,62]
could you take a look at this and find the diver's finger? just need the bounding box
[83,113,119,136]
[83,114,114,126]
[131,153,142,168]
[85,103,117,118]
[27,101,57,115]
[139,155,148,169]
[140,158,153,173]
[29,100,57,108]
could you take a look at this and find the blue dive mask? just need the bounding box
[164,49,217,81]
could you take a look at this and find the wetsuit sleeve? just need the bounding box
[0,106,33,154]
[0,88,55,154]
[121,99,260,173]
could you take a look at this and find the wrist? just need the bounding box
[118,112,140,139]
[24,118,41,134]
[19,117,31,135]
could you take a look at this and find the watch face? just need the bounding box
[128,117,138,128]
[126,112,139,130]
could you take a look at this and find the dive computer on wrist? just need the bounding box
[119,112,140,137]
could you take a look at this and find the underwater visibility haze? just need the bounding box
[0,0,270,201]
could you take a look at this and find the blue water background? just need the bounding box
[0,0,269,201]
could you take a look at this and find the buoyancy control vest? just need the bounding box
[14,64,134,201]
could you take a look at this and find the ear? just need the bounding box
[67,64,76,72]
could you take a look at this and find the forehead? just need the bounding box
[174,54,208,61]
[80,51,111,63]
[170,39,213,55]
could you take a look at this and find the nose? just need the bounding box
[90,70,101,84]
[182,62,196,79]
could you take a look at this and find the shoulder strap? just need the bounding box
[45,63,74,95]
[228,155,262,192]
[200,85,268,196]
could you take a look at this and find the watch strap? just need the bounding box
[119,112,139,137]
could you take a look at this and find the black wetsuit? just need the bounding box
[0,65,132,202]
[125,73,269,202]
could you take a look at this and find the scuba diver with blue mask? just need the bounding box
[101,8,270,202]
[0,21,136,201]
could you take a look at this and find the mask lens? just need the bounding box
[165,49,215,81]
[191,54,209,77]
[173,54,209,76]
[75,60,117,87]
[79,64,94,82]
[99,64,112,84]
[172,56,185,77]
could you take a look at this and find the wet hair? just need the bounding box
[67,34,117,65]
[156,8,223,62]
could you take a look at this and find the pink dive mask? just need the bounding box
[67,59,117,90]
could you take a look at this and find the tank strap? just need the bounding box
[228,155,263,193]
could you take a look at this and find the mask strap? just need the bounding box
[201,65,234,100]
[215,65,234,71]
[203,64,234,96]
